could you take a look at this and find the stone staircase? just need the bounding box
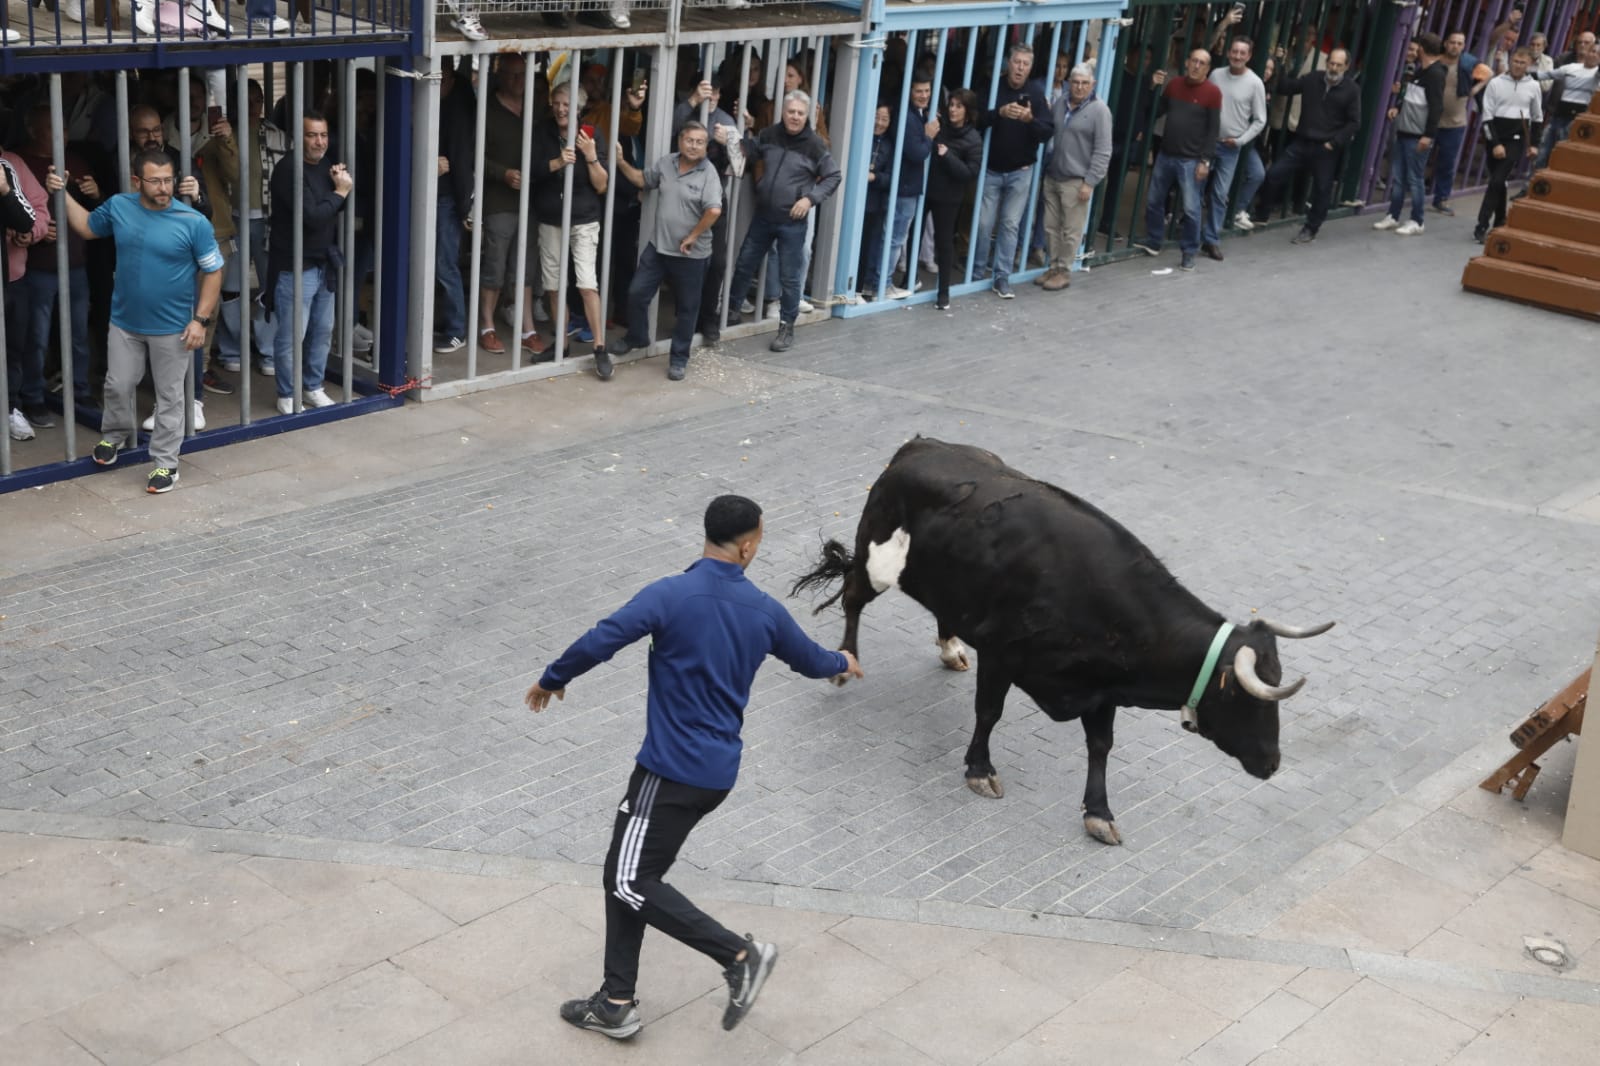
[1462,91,1600,320]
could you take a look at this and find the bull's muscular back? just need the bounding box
[873,439,1214,670]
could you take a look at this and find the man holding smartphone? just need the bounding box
[532,81,608,368]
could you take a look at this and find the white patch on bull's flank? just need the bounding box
[865,528,912,593]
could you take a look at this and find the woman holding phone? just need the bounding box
[925,88,982,311]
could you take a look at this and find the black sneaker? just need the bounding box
[146,466,179,494]
[1131,239,1160,256]
[559,991,640,1040]
[699,324,721,345]
[22,405,57,429]
[769,322,794,353]
[1179,252,1196,271]
[992,276,1015,299]
[202,369,235,396]
[722,936,778,1031]
[1291,226,1317,245]
[1472,225,1488,243]
[91,439,120,466]
[593,345,614,381]
[607,335,646,356]
[666,361,687,381]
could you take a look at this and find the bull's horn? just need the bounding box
[1259,619,1336,639]
[1234,646,1307,701]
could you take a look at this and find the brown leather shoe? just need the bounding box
[1201,243,1224,262]
[479,328,505,354]
[1033,269,1052,287]
[1041,270,1071,291]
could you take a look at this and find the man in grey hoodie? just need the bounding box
[1040,65,1112,291]
[724,90,841,353]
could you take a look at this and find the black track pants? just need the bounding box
[601,764,747,1000]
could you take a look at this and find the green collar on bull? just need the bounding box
[1182,623,1235,733]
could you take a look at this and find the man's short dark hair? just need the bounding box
[910,69,933,88]
[304,109,328,126]
[1415,32,1443,58]
[132,148,172,180]
[705,495,762,545]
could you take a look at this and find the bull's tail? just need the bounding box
[791,538,855,614]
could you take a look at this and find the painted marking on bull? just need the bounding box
[865,527,911,593]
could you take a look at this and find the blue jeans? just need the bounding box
[1430,125,1467,206]
[1388,134,1429,224]
[858,207,886,292]
[219,217,267,365]
[1532,114,1572,172]
[435,194,467,341]
[1204,142,1265,245]
[13,266,91,406]
[1145,153,1203,256]
[766,212,814,302]
[625,242,709,364]
[246,0,277,14]
[728,214,806,325]
[976,166,1032,278]
[272,265,336,398]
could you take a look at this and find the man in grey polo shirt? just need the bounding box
[609,122,724,382]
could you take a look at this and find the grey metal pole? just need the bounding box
[876,29,918,301]
[292,62,305,413]
[553,51,580,363]
[597,45,624,349]
[116,71,131,193]
[236,63,252,426]
[340,58,356,401]
[719,44,753,333]
[369,57,386,395]
[49,74,77,460]
[510,51,535,371]
[466,56,490,380]
[178,66,196,437]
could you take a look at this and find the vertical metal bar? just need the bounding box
[177,66,195,437]
[292,62,305,413]
[466,57,489,380]
[753,36,785,319]
[959,28,979,278]
[511,50,535,371]
[370,57,386,393]
[0,272,9,472]
[116,71,131,193]
[720,44,754,332]
[236,63,252,426]
[340,59,356,401]
[965,27,1008,281]
[554,47,581,363]
[905,28,950,293]
[1014,20,1063,277]
[875,29,918,301]
[49,74,77,460]
[598,45,624,350]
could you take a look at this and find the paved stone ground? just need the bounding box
[4,203,1599,940]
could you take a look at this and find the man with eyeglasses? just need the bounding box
[47,152,223,495]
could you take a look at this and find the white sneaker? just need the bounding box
[351,324,374,352]
[886,285,912,300]
[608,4,630,28]
[189,0,230,34]
[8,408,35,441]
[3,28,20,43]
[725,0,751,7]
[192,400,206,429]
[303,387,335,407]
[452,14,486,40]
[1394,220,1424,236]
[250,15,291,32]
[61,1,84,21]
[740,297,756,315]
[1372,215,1400,231]
[798,298,815,314]
[1233,211,1254,231]
[133,2,155,33]
[276,396,294,415]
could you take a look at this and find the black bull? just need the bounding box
[792,438,1334,846]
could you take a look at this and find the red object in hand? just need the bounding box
[580,124,596,140]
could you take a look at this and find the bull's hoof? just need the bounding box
[936,636,971,671]
[1083,816,1122,846]
[965,774,1004,799]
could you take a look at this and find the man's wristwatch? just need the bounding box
[194,313,213,328]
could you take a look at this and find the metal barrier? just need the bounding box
[0,0,409,49]
[406,16,863,397]
[1,57,408,487]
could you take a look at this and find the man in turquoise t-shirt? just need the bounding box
[50,149,223,494]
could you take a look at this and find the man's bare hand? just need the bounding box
[1492,144,1507,159]
[178,175,201,200]
[525,682,565,712]
[181,320,208,350]
[789,195,812,220]
[77,174,99,200]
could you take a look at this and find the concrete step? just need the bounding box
[1461,256,1600,319]
[1484,226,1600,281]
[1572,113,1600,148]
[1549,141,1600,181]
[1507,199,1600,244]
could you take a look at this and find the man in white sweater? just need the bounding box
[1201,36,1267,261]
[1474,48,1543,242]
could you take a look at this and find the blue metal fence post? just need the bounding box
[377,56,415,394]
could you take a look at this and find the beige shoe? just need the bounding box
[1041,270,1072,292]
